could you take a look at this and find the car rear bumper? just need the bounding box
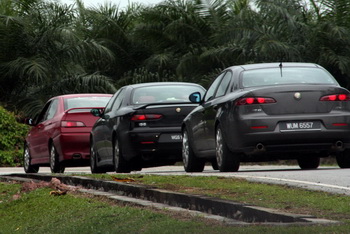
[227,114,350,156]
[124,127,183,161]
[53,132,91,163]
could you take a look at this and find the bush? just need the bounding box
[0,106,29,166]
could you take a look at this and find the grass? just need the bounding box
[1,173,350,233]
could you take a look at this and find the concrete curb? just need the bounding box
[0,173,340,225]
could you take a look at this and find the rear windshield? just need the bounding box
[132,85,205,104]
[64,96,111,111]
[241,67,338,88]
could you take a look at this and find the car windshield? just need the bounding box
[241,67,338,88]
[132,85,204,104]
[64,96,111,111]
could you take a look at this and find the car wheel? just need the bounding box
[336,150,350,168]
[216,125,240,172]
[50,144,65,173]
[297,154,320,169]
[23,144,39,173]
[211,160,219,170]
[182,129,205,172]
[113,137,131,173]
[90,141,107,174]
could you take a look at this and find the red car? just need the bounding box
[23,94,112,173]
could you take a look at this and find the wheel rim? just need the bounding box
[182,131,189,167]
[90,144,96,171]
[216,128,223,167]
[50,145,56,170]
[24,146,30,170]
[114,140,120,168]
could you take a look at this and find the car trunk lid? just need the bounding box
[243,85,350,115]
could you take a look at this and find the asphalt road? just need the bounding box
[1,165,350,196]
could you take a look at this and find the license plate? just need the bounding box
[280,121,321,132]
[170,134,182,140]
[158,134,183,143]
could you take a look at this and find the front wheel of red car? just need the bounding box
[50,144,65,173]
[182,129,205,172]
[216,125,240,172]
[336,150,350,168]
[113,137,131,173]
[23,144,39,173]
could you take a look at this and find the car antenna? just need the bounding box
[279,61,283,77]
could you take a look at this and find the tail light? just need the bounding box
[61,121,86,127]
[320,94,350,101]
[131,114,163,121]
[235,97,276,105]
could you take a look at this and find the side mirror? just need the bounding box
[189,92,202,103]
[24,118,35,126]
[91,108,103,117]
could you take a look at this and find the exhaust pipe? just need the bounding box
[335,141,344,149]
[256,143,265,151]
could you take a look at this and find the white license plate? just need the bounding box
[171,134,182,140]
[280,121,321,131]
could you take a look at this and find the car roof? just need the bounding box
[227,62,320,71]
[53,93,113,99]
[125,82,204,89]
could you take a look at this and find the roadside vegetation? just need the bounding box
[1,175,350,233]
[0,107,29,166]
[1,0,350,117]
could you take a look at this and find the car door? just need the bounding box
[193,71,233,152]
[102,88,126,162]
[28,99,59,160]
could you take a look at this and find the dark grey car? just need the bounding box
[182,62,350,172]
[90,82,205,173]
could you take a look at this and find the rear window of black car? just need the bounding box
[241,67,338,88]
[132,85,205,104]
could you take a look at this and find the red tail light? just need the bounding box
[320,94,350,101]
[131,114,163,121]
[61,121,86,127]
[235,97,276,105]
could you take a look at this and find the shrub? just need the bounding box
[0,106,29,166]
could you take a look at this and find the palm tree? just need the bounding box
[0,0,116,116]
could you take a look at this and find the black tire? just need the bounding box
[216,125,240,172]
[336,150,350,168]
[23,144,39,173]
[50,144,65,173]
[297,154,320,169]
[211,159,219,170]
[113,137,131,173]
[182,129,205,172]
[90,140,107,173]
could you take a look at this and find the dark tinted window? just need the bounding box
[242,67,337,88]
[204,73,224,102]
[215,71,232,97]
[132,85,205,104]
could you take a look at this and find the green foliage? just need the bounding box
[0,106,29,166]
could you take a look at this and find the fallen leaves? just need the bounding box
[11,178,74,200]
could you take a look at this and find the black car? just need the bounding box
[182,62,350,172]
[90,82,206,173]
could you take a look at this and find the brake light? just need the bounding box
[61,121,86,127]
[320,94,350,101]
[235,97,276,105]
[131,114,163,121]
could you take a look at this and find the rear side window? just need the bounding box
[132,85,205,104]
[64,96,111,111]
[241,67,338,88]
